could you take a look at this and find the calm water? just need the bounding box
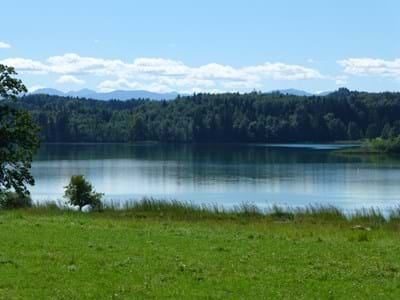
[30,143,400,210]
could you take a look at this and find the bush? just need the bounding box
[366,136,400,153]
[0,191,32,209]
[64,175,103,210]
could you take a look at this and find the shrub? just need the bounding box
[0,191,32,209]
[64,175,103,210]
[365,136,400,153]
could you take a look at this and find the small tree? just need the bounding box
[64,175,103,210]
[131,113,146,141]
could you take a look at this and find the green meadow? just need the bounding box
[1,201,400,299]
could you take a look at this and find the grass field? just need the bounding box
[1,202,400,299]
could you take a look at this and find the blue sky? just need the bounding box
[1,0,399,93]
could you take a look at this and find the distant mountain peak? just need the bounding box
[31,88,179,101]
[32,88,66,96]
[268,89,313,96]
[268,89,333,97]
[69,88,96,94]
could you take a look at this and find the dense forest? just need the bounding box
[13,88,400,143]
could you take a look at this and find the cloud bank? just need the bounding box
[56,75,85,85]
[339,58,400,78]
[0,53,323,93]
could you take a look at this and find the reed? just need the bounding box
[9,198,398,226]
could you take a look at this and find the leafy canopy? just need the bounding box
[64,175,103,209]
[0,64,40,195]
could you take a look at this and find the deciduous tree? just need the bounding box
[0,65,39,195]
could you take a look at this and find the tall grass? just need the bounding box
[351,208,386,226]
[388,206,400,224]
[4,198,398,226]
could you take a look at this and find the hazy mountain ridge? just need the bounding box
[32,88,180,101]
[31,88,333,100]
[267,89,333,96]
[268,89,313,96]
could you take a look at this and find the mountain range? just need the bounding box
[267,89,332,97]
[31,88,332,101]
[31,88,180,101]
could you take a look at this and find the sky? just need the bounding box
[0,0,399,94]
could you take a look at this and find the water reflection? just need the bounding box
[31,143,400,210]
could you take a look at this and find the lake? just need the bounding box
[31,143,400,210]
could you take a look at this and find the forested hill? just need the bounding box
[14,88,400,143]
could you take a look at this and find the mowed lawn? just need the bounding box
[1,210,400,299]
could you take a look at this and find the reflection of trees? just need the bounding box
[334,152,400,166]
[35,143,355,163]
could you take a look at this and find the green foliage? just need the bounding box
[366,123,380,139]
[0,191,32,209]
[131,113,146,141]
[0,65,40,195]
[0,65,27,100]
[381,123,394,139]
[16,88,400,143]
[324,113,346,140]
[366,136,400,153]
[347,121,362,140]
[64,175,103,209]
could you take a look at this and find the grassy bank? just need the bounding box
[2,201,400,299]
[336,137,400,155]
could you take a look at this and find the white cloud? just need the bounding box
[0,58,48,74]
[245,63,323,81]
[1,53,324,92]
[193,63,246,80]
[335,75,347,86]
[98,78,172,93]
[56,75,86,85]
[338,58,400,78]
[97,78,141,92]
[221,80,260,89]
[47,53,125,75]
[0,42,11,49]
[28,85,45,92]
[335,79,346,86]
[157,77,215,88]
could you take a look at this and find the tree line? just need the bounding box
[14,88,400,143]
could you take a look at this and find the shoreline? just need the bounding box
[8,198,400,225]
